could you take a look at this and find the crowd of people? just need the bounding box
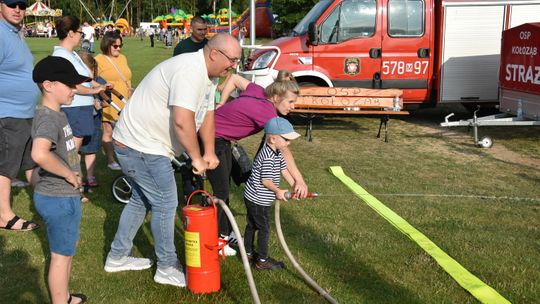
[1,1,309,302]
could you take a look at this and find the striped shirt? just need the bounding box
[244,143,287,206]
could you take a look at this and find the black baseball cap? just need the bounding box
[33,56,91,85]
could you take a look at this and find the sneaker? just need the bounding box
[255,257,285,271]
[218,237,237,256]
[107,162,122,170]
[246,252,257,264]
[104,255,153,273]
[154,264,186,287]
[228,231,238,246]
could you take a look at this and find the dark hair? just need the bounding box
[191,16,208,26]
[100,31,123,55]
[55,16,80,40]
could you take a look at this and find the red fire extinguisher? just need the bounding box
[182,190,226,294]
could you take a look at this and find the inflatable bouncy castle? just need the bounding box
[208,0,274,38]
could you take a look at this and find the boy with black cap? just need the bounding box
[243,117,302,270]
[31,56,91,304]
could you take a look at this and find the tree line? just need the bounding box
[48,0,320,33]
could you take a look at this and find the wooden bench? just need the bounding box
[292,87,409,142]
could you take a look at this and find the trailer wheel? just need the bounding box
[478,136,493,148]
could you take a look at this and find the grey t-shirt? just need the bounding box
[31,106,81,197]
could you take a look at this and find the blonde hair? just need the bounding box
[77,51,97,79]
[265,70,299,98]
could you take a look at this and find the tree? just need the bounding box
[52,0,316,29]
[272,0,319,34]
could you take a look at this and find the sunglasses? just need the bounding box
[5,2,27,9]
[112,44,124,49]
[215,49,240,65]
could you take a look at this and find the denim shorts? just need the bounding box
[62,106,94,138]
[0,117,35,178]
[80,111,102,154]
[34,193,82,256]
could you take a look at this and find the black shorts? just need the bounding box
[0,117,36,178]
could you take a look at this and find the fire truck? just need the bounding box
[240,0,540,109]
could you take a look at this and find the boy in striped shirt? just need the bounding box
[243,117,302,270]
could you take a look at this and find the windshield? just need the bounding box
[292,0,333,35]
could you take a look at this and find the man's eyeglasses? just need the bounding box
[112,44,124,49]
[4,2,27,10]
[216,49,240,65]
[76,30,84,34]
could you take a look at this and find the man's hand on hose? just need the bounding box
[293,181,309,199]
[191,157,208,175]
[203,153,220,170]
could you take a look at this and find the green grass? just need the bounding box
[1,37,539,303]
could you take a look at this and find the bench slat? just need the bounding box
[296,96,397,108]
[291,109,409,115]
[299,87,403,97]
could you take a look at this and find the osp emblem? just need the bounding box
[344,58,360,76]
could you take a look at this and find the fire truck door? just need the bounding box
[380,0,432,101]
[312,0,382,88]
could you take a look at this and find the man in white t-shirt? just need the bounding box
[104,33,241,288]
[81,21,95,52]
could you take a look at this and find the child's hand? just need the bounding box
[65,171,81,189]
[276,189,289,201]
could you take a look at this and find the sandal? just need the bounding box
[0,215,39,231]
[84,177,98,187]
[68,293,87,304]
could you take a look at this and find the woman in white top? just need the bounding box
[52,16,109,152]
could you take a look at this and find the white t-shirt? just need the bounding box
[82,25,94,42]
[113,49,217,158]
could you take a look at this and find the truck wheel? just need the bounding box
[477,136,493,148]
[298,79,328,87]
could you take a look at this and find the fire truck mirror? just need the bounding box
[308,22,319,46]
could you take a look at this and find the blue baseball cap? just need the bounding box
[3,0,28,6]
[264,117,300,140]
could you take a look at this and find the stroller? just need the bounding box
[81,39,91,53]
[98,87,128,124]
[111,153,199,204]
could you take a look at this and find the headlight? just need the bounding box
[252,50,277,69]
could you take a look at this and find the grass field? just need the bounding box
[1,37,539,303]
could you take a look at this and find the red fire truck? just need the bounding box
[240,0,540,109]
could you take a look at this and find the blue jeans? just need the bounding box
[109,144,178,268]
[34,193,81,256]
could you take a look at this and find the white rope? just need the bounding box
[77,0,98,24]
[320,193,540,202]
[374,193,540,202]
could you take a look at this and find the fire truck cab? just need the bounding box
[240,0,540,108]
